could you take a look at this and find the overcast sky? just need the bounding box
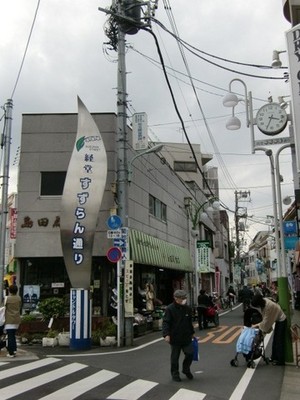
[0,0,295,246]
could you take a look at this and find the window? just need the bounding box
[40,172,66,196]
[149,194,167,222]
[174,161,197,172]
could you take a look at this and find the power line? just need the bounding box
[10,0,41,99]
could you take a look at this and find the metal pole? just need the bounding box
[264,149,282,278]
[0,99,13,304]
[275,144,291,278]
[274,144,293,363]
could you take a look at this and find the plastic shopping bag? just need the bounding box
[0,306,5,327]
[192,337,199,361]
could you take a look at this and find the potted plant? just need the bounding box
[37,297,66,324]
[99,319,117,346]
[58,330,70,346]
[42,329,59,347]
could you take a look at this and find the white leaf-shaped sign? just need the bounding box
[60,97,107,288]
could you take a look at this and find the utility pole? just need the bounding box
[0,99,13,304]
[234,190,250,285]
[99,0,158,346]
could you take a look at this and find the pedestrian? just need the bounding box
[251,293,286,365]
[197,289,212,330]
[145,283,155,311]
[4,285,21,358]
[240,285,253,311]
[226,285,236,304]
[162,289,195,382]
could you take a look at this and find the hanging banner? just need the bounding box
[60,97,107,288]
[9,208,17,239]
[197,240,210,273]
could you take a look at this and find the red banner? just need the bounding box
[9,208,17,239]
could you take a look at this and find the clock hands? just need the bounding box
[266,114,280,129]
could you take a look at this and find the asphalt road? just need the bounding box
[0,304,285,400]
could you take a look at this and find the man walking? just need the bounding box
[162,289,195,382]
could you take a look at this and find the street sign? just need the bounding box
[113,238,126,248]
[106,215,122,230]
[107,229,122,239]
[107,247,122,263]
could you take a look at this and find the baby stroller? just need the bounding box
[230,308,269,368]
[205,305,219,327]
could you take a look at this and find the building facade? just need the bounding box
[14,111,229,315]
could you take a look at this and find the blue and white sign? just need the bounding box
[113,238,126,248]
[107,215,122,230]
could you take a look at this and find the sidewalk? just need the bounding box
[280,308,300,400]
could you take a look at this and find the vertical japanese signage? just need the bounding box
[286,24,300,171]
[132,112,148,150]
[9,208,17,239]
[60,97,107,289]
[197,240,210,273]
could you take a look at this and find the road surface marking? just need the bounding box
[39,369,119,400]
[107,378,158,400]
[169,388,206,400]
[213,326,242,344]
[0,357,59,380]
[0,362,87,399]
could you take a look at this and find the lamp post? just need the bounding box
[223,79,293,362]
[128,144,164,183]
[184,197,220,305]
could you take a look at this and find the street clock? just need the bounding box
[256,102,288,136]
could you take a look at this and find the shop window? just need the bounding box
[149,194,167,222]
[40,172,66,196]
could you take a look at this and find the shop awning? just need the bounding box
[130,229,193,272]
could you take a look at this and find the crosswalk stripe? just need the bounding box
[169,388,206,400]
[0,362,87,400]
[0,357,59,380]
[38,369,119,400]
[107,378,158,400]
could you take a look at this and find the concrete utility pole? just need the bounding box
[0,99,13,304]
[116,0,130,346]
[99,0,157,346]
[234,190,250,283]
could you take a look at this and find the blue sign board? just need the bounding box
[113,238,126,248]
[107,215,122,230]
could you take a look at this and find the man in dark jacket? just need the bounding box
[197,289,213,330]
[162,289,195,382]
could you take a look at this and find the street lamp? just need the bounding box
[184,197,220,304]
[128,144,164,183]
[271,50,287,69]
[223,79,293,362]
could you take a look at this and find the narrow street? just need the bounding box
[0,305,287,400]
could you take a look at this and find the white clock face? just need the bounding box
[256,103,288,136]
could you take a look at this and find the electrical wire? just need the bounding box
[152,17,288,80]
[10,0,41,99]
[161,1,238,193]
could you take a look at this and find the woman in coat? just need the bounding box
[4,285,21,358]
[251,293,286,365]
